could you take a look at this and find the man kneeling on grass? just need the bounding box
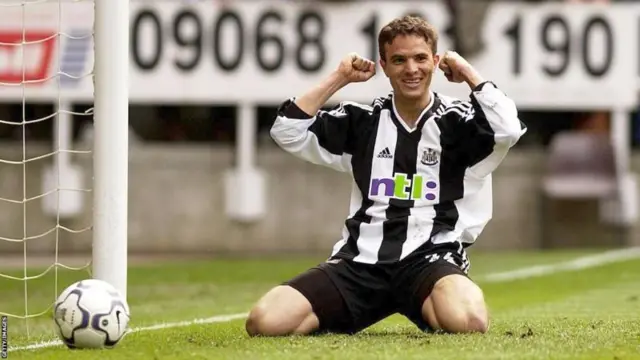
[246,15,526,336]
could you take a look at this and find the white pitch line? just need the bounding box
[477,246,640,282]
[8,313,248,352]
[9,247,640,353]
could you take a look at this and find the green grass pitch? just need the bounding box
[2,249,640,359]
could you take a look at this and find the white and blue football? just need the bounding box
[53,279,130,349]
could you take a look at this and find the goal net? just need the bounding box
[0,0,128,343]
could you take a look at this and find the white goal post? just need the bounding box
[92,0,129,298]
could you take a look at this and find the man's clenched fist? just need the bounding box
[439,51,484,88]
[337,53,376,84]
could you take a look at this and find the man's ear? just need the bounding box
[379,59,388,77]
[434,53,441,66]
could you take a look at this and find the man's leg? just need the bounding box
[420,273,489,333]
[245,285,320,336]
[246,265,353,336]
[246,259,396,337]
[397,243,489,334]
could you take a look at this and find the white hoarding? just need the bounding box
[0,1,636,109]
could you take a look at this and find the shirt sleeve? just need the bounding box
[439,81,527,178]
[270,98,373,172]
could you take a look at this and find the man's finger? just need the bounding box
[355,59,373,71]
[364,60,375,71]
[353,58,365,69]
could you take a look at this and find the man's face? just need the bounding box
[380,34,439,102]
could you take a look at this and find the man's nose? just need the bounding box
[405,59,418,73]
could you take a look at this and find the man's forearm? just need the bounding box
[461,67,485,90]
[294,71,349,116]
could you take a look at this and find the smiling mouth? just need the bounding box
[402,79,422,88]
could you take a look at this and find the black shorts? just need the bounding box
[284,241,471,334]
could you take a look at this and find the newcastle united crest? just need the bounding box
[420,148,438,166]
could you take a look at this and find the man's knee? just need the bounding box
[246,285,319,337]
[423,274,489,334]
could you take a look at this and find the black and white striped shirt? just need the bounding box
[270,81,526,265]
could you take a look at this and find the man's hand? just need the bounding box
[439,51,485,89]
[337,53,376,84]
[292,53,375,117]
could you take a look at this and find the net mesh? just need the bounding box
[0,0,94,337]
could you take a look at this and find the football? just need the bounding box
[53,279,130,349]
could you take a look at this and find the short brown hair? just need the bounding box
[377,15,438,60]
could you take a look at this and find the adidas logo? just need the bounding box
[377,147,393,159]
